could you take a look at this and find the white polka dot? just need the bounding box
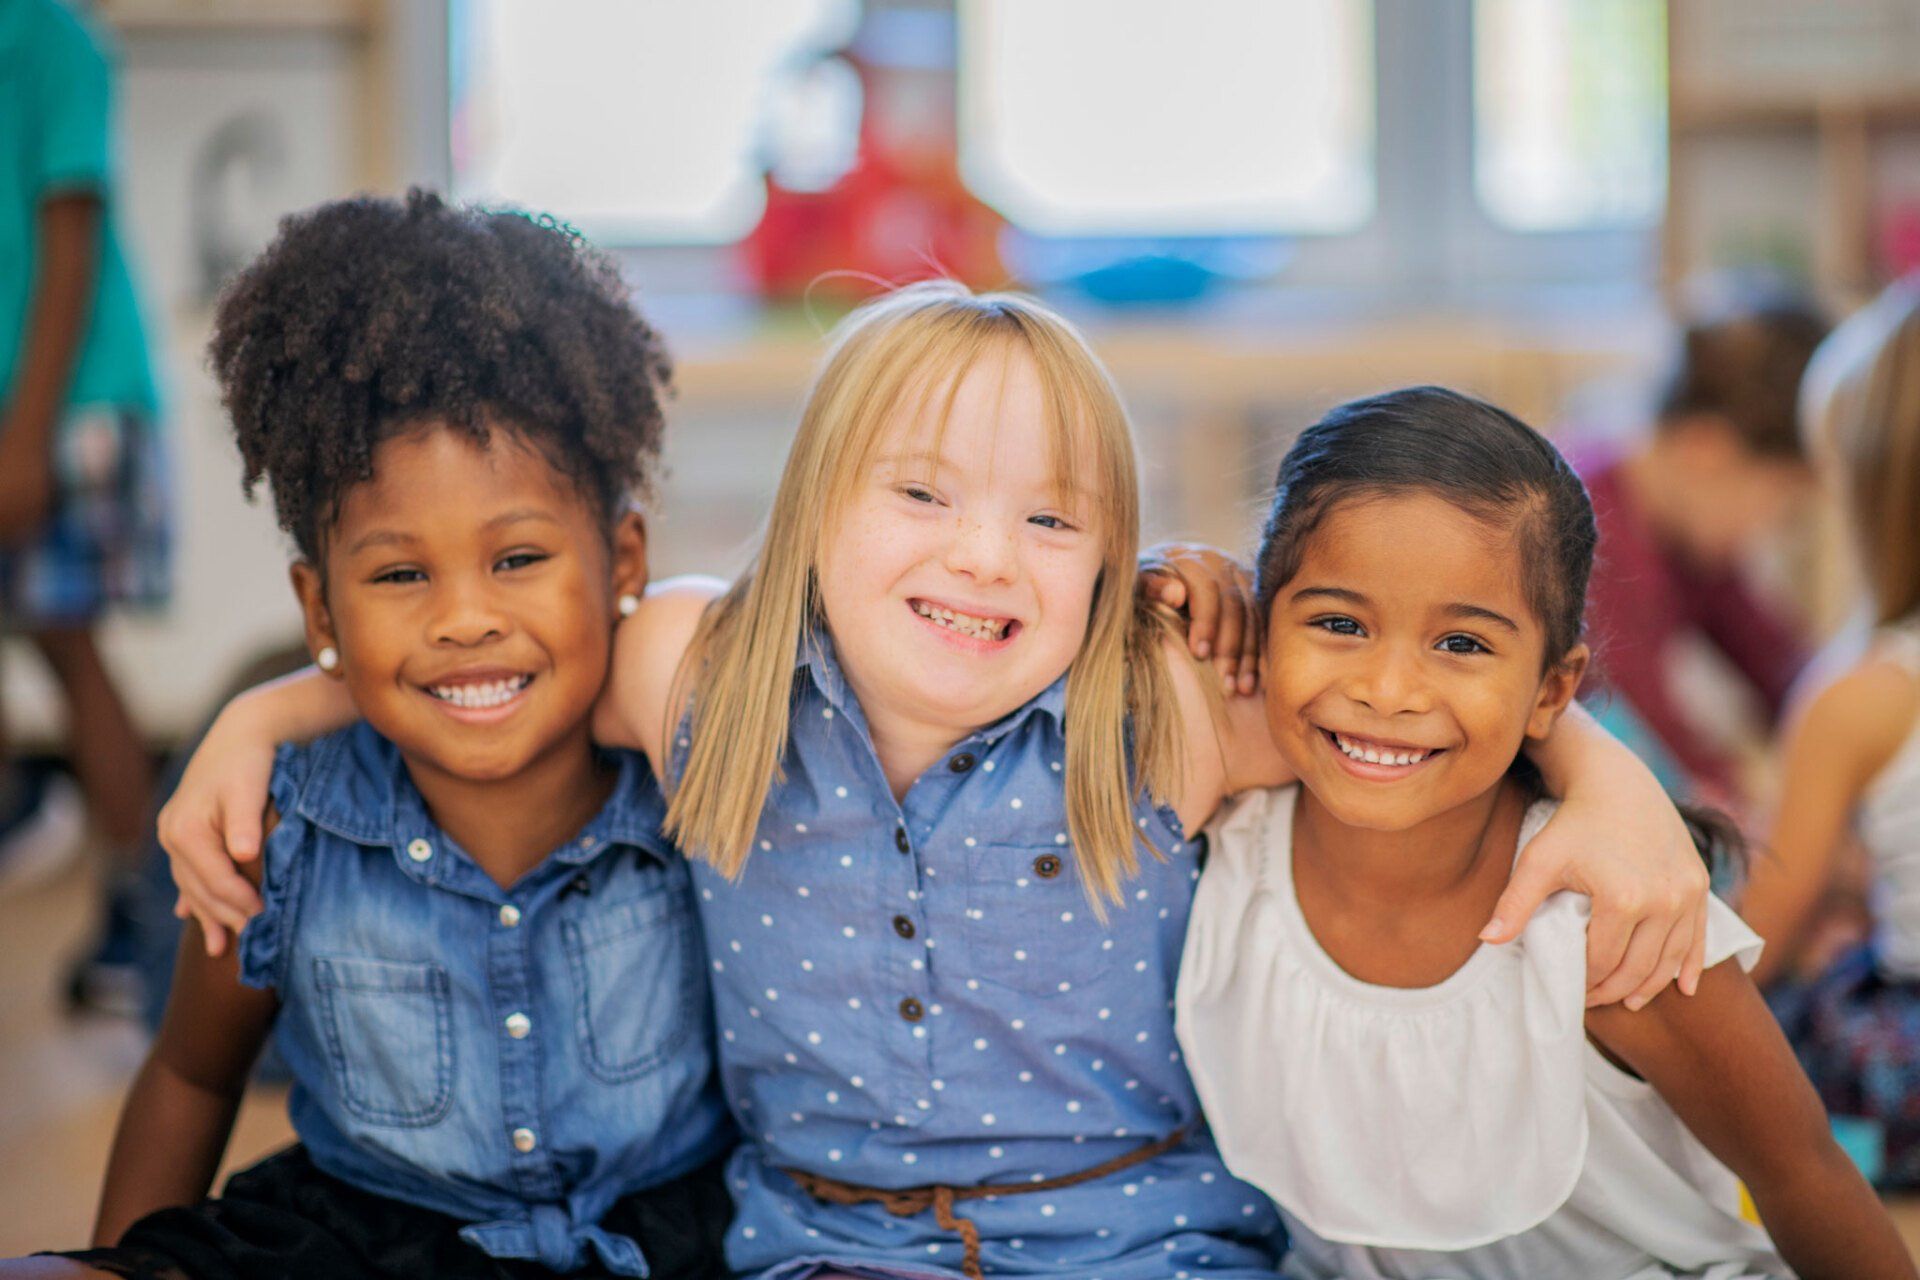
[967,979,980,990]
[1101,939,1114,950]
[1242,1204,1256,1216]
[797,886,811,897]
[850,1075,864,1087]
[974,1038,988,1050]
[1114,1127,1128,1137]
[1014,949,1028,961]
[1018,1070,1033,1082]
[1135,960,1148,971]
[712,960,725,972]
[1136,1031,1149,1042]
[988,1145,1004,1158]
[701,888,713,900]
[912,1025,926,1038]
[783,1053,797,1065]
[759,840,772,851]
[1010,1018,1025,1030]
[1060,911,1074,923]
[748,1007,761,1018]
[1200,1171,1216,1184]
[1058,981,1072,992]
[839,854,852,867]
[1010,798,1023,809]
[1098,1008,1111,1019]
[822,707,834,719]
[982,1113,996,1125]
[916,1099,931,1110]
[931,1078,945,1090]
[729,940,742,952]
[1136,889,1149,901]
[835,786,848,798]
[828,1149,843,1161]
[847,997,861,1009]
[964,836,977,848]
[1123,1183,1139,1196]
[807,1031,822,1044]
[902,1153,918,1164]
[927,1244,941,1255]
[761,914,774,927]
[765,988,779,1001]
[742,1227,757,1239]
[1040,1204,1056,1217]
[795,822,808,833]
[826,1090,840,1103]
[982,760,995,772]
[1016,878,1029,888]
[1066,1100,1082,1113]
[842,926,856,938]
[801,959,814,971]
[1175,1215,1189,1227]
[1055,832,1068,845]
[1053,1043,1067,1055]
[1091,1058,1104,1070]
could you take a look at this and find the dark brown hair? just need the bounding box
[209,188,672,560]
[1657,298,1829,459]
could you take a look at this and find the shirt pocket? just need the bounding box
[312,955,454,1128]
[562,885,702,1084]
[962,841,1113,999]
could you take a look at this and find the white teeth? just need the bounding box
[912,601,1008,642]
[430,675,531,709]
[1333,733,1429,767]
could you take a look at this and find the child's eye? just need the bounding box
[496,551,549,572]
[1437,633,1490,655]
[1310,615,1364,637]
[371,567,425,585]
[1028,513,1075,531]
[900,485,938,504]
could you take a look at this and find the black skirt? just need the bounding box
[47,1145,733,1280]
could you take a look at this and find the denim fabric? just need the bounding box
[238,724,734,1276]
[683,630,1283,1279]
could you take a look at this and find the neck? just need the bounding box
[403,727,613,888]
[1619,439,1688,543]
[862,703,969,800]
[1293,778,1520,912]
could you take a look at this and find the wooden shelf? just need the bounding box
[97,0,374,36]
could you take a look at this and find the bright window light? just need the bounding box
[957,0,1375,237]
[449,0,857,244]
[1474,0,1667,231]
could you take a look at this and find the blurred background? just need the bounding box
[7,0,1920,1253]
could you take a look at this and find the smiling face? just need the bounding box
[1263,491,1586,832]
[813,344,1107,740]
[293,423,645,789]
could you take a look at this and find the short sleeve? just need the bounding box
[1703,892,1764,974]
[235,744,316,993]
[28,7,113,195]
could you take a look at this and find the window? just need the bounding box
[956,0,1374,237]
[448,0,857,244]
[1473,0,1667,231]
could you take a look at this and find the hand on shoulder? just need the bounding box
[598,575,729,771]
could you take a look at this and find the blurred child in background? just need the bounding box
[1574,299,1826,811]
[0,0,170,1013]
[1742,279,1920,1189]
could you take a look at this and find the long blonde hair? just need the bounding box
[664,281,1183,911]
[1803,280,1920,625]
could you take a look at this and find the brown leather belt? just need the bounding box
[783,1126,1189,1280]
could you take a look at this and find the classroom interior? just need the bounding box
[7,0,1920,1263]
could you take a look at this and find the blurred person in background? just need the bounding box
[0,0,170,1013]
[1743,279,1920,1188]
[1573,297,1827,812]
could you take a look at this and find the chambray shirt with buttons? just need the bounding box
[237,723,733,1276]
[684,630,1283,1280]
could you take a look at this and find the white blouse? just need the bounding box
[1175,786,1792,1280]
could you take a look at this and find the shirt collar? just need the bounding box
[292,722,672,866]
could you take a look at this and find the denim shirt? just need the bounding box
[683,630,1283,1280]
[238,723,733,1276]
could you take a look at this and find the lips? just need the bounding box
[909,598,1018,644]
[1323,728,1445,772]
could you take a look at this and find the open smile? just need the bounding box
[1321,728,1446,776]
[419,670,536,719]
[909,598,1019,645]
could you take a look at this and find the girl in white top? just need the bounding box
[1742,280,1920,1187]
[1176,387,1914,1280]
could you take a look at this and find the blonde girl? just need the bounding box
[160,283,1710,1280]
[1742,279,1920,1187]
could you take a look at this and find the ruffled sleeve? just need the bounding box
[235,743,317,993]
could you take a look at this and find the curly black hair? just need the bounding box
[209,188,671,561]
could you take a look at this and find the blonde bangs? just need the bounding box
[668,282,1185,911]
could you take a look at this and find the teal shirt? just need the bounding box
[0,0,159,418]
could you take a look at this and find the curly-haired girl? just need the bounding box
[8,190,735,1280]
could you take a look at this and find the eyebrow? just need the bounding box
[874,451,1093,501]
[342,509,562,557]
[1289,585,1521,635]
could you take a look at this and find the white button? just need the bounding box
[511,1127,537,1153]
[406,838,433,863]
[505,1012,531,1039]
[498,904,522,928]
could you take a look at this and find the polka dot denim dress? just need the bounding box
[686,631,1282,1279]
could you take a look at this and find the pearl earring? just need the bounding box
[316,646,340,672]
[617,593,640,618]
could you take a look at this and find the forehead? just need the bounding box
[874,344,1095,489]
[332,424,581,539]
[1297,492,1534,619]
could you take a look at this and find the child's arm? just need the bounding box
[1742,658,1918,986]
[0,194,96,541]
[1586,958,1916,1280]
[156,669,355,953]
[1512,701,1711,1009]
[94,858,279,1245]
[592,575,727,769]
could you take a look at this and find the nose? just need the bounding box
[429,575,510,648]
[941,513,1018,585]
[1343,640,1432,717]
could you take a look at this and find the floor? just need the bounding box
[4,858,1920,1263]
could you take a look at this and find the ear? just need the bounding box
[610,507,650,612]
[288,560,344,680]
[1524,641,1589,741]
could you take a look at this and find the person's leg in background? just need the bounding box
[31,626,156,1013]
